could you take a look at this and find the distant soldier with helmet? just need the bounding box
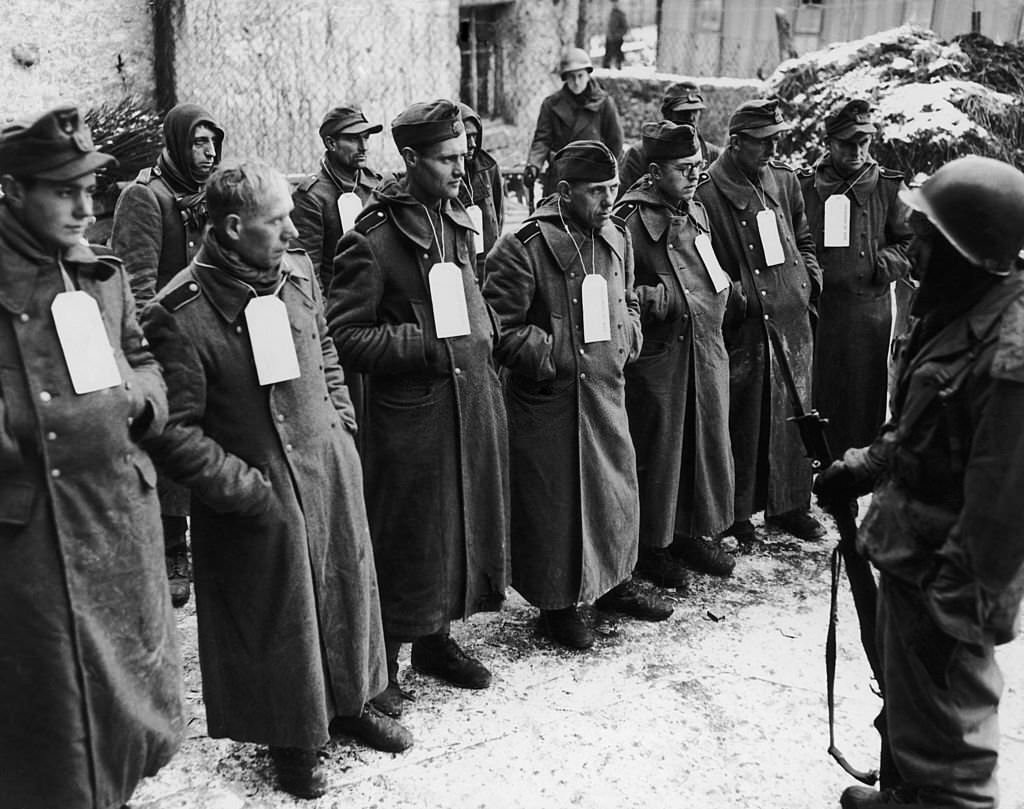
[525,48,624,198]
[799,99,913,458]
[815,155,1024,809]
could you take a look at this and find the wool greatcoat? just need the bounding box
[614,183,734,546]
[327,177,509,641]
[695,150,822,522]
[482,198,643,609]
[527,82,624,197]
[799,159,913,456]
[141,242,386,749]
[0,204,182,809]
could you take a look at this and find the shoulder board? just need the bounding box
[611,217,627,234]
[161,279,202,313]
[768,160,795,173]
[796,166,814,178]
[879,166,905,181]
[355,209,388,236]
[135,166,155,185]
[689,200,711,230]
[514,220,542,246]
[696,173,713,189]
[991,292,1024,383]
[295,174,319,193]
[614,201,640,222]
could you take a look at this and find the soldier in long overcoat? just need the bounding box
[0,107,182,809]
[111,100,225,607]
[457,102,505,284]
[814,156,1024,809]
[484,140,671,651]
[142,162,406,800]
[525,48,624,197]
[695,99,824,542]
[799,100,913,456]
[614,122,736,588]
[327,100,509,716]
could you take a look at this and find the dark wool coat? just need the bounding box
[0,205,182,809]
[142,247,386,749]
[327,178,509,640]
[527,83,625,196]
[483,199,643,609]
[615,184,734,545]
[695,150,823,521]
[800,160,913,455]
[458,151,505,284]
[291,160,384,449]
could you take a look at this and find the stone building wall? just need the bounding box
[1,0,153,122]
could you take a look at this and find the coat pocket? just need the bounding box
[0,478,36,527]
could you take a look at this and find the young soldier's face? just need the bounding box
[3,173,96,251]
[563,70,590,96]
[827,133,872,176]
[407,135,467,202]
[562,178,618,230]
[230,177,298,269]
[653,154,703,206]
[189,125,219,181]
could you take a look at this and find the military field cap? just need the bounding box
[642,121,701,162]
[391,99,465,150]
[0,105,116,181]
[560,47,594,76]
[825,99,877,140]
[661,81,706,115]
[728,98,791,138]
[319,105,383,139]
[555,139,617,183]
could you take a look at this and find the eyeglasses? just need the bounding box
[669,162,705,179]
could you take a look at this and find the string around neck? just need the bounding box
[556,197,597,276]
[420,203,446,263]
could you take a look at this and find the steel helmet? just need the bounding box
[560,48,594,77]
[899,155,1024,275]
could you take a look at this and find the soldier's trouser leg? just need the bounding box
[879,575,1001,808]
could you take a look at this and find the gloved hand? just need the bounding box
[812,460,859,504]
[523,165,539,187]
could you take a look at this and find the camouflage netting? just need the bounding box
[769,25,1024,177]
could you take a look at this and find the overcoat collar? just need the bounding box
[191,243,310,324]
[320,158,382,195]
[812,158,879,206]
[707,150,783,211]
[618,182,708,242]
[371,177,475,250]
[0,202,113,314]
[528,198,624,273]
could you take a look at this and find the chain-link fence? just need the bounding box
[659,31,783,80]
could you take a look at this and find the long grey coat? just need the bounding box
[695,150,823,521]
[327,178,509,640]
[615,185,734,545]
[0,204,181,809]
[142,246,386,749]
[483,199,643,609]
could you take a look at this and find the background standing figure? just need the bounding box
[0,106,182,809]
[615,122,737,589]
[603,0,630,70]
[111,101,225,608]
[525,48,624,198]
[799,99,912,457]
[328,99,509,719]
[814,155,1024,809]
[695,99,824,544]
[484,139,672,652]
[457,102,505,285]
[142,160,409,800]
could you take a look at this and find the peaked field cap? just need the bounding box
[319,105,383,138]
[642,121,701,161]
[555,139,617,182]
[661,81,706,113]
[728,98,791,138]
[0,105,116,181]
[391,99,465,150]
[560,47,594,75]
[825,99,877,140]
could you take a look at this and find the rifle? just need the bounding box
[764,321,883,786]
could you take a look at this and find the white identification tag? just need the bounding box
[337,192,363,233]
[756,209,786,267]
[428,262,471,338]
[694,233,731,294]
[51,290,122,394]
[823,194,851,247]
[466,205,485,255]
[581,274,611,343]
[244,296,301,385]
